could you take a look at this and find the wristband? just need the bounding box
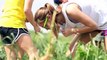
[71,28,76,33]
[71,28,79,34]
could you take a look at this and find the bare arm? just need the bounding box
[66,4,98,34]
[24,0,40,32]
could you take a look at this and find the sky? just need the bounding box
[0,0,56,31]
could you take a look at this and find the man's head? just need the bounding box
[54,0,62,5]
[54,0,68,5]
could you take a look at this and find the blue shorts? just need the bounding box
[0,27,29,45]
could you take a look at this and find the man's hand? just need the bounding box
[34,24,40,33]
[61,28,72,37]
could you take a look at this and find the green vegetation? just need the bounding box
[0,31,107,60]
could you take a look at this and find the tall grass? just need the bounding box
[0,31,107,60]
[30,31,107,60]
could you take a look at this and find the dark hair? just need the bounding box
[54,0,62,5]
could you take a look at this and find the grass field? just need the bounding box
[0,31,107,60]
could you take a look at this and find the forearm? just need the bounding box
[25,10,38,27]
[24,0,38,27]
[72,26,97,34]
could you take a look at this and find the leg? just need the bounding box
[17,46,24,60]
[67,33,91,58]
[67,31,100,58]
[102,30,107,52]
[16,34,39,60]
[80,31,100,44]
[66,34,80,58]
[66,41,78,58]
[104,36,107,52]
[4,45,17,60]
[80,33,91,44]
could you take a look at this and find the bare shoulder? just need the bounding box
[66,3,81,15]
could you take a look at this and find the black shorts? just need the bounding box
[0,27,29,45]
